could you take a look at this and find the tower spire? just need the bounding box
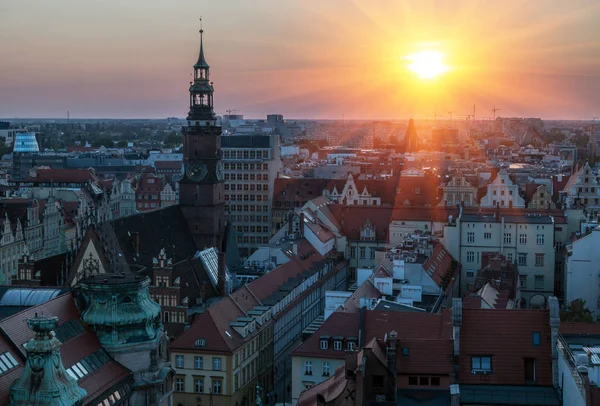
[195,17,209,69]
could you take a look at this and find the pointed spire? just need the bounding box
[194,17,209,69]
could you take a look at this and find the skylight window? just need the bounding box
[0,351,18,375]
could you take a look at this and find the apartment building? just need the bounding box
[169,286,273,406]
[444,210,558,307]
[169,239,347,406]
[222,134,281,258]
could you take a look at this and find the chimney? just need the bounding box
[548,296,560,388]
[358,306,366,348]
[452,298,462,381]
[218,251,227,297]
[387,331,398,402]
[450,384,460,406]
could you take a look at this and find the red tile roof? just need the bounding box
[296,364,348,406]
[341,280,382,313]
[154,161,183,170]
[459,309,553,386]
[170,285,263,353]
[423,243,457,288]
[304,221,334,243]
[364,310,454,375]
[247,239,323,302]
[26,168,99,184]
[291,312,360,359]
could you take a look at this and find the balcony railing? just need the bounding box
[557,333,586,403]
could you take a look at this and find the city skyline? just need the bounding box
[1,0,600,120]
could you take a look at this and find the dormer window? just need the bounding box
[347,341,356,351]
[195,338,206,348]
[320,337,329,350]
[334,340,342,351]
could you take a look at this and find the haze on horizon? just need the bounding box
[1,0,599,120]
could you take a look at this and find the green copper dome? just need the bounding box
[77,274,162,347]
[9,316,87,406]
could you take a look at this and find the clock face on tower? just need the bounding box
[187,163,208,182]
[215,161,224,181]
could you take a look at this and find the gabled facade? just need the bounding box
[438,175,478,207]
[480,168,526,208]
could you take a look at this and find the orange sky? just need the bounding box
[1,0,599,119]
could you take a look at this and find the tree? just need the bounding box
[163,132,182,147]
[116,140,128,148]
[91,137,114,148]
[561,299,594,322]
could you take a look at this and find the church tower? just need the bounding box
[179,23,227,252]
[404,118,418,152]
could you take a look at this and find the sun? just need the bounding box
[406,50,449,79]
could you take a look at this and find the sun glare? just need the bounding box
[406,50,449,79]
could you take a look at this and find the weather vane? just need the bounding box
[200,16,203,33]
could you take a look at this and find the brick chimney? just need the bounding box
[387,331,398,402]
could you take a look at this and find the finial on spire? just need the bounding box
[194,17,209,69]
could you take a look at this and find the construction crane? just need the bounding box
[492,106,500,119]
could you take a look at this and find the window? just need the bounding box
[519,275,527,289]
[213,379,222,395]
[194,356,203,369]
[484,232,492,239]
[347,342,356,351]
[305,361,313,375]
[535,253,544,267]
[534,275,544,290]
[350,247,356,258]
[213,357,221,371]
[536,234,544,245]
[466,251,475,263]
[467,232,475,243]
[431,377,440,386]
[402,347,409,356]
[419,377,429,386]
[408,376,418,386]
[323,362,330,377]
[533,332,541,346]
[519,234,527,244]
[507,253,513,263]
[175,355,184,368]
[370,249,375,260]
[175,377,184,392]
[467,271,474,278]
[359,247,366,259]
[518,253,527,266]
[320,339,328,350]
[471,356,492,373]
[524,358,536,384]
[195,378,204,393]
[504,233,512,244]
[334,340,342,351]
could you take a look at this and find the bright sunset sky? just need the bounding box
[1,0,599,119]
